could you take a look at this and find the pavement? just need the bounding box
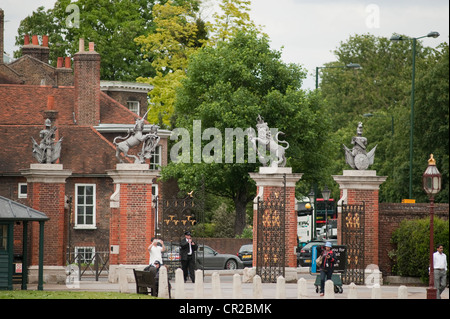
[24,268,449,300]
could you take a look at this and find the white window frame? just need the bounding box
[127,100,140,115]
[75,184,97,229]
[149,145,162,170]
[74,246,96,264]
[18,183,27,198]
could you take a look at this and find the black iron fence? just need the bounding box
[66,248,110,281]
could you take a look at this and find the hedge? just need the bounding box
[390,217,449,283]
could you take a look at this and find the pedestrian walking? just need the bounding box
[433,244,447,299]
[318,241,336,296]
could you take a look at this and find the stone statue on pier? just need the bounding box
[113,110,160,164]
[343,122,377,170]
[31,118,63,164]
[248,115,290,168]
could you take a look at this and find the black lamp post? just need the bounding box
[321,185,331,239]
[422,154,441,299]
[308,188,316,240]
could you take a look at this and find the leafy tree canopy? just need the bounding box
[162,31,333,235]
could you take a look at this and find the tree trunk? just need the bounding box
[234,190,249,236]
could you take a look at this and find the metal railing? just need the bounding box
[66,249,110,281]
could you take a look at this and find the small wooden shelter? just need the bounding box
[0,195,49,290]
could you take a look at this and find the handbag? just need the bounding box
[316,255,323,265]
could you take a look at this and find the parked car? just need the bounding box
[236,244,253,267]
[196,245,244,270]
[297,239,337,267]
[162,243,244,270]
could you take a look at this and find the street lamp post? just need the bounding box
[422,154,442,300]
[390,31,440,200]
[308,188,316,241]
[315,63,361,89]
[321,185,331,240]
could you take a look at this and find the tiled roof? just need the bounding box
[0,125,125,174]
[0,83,141,173]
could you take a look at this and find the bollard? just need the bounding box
[212,272,222,299]
[253,275,263,299]
[158,266,170,298]
[194,269,204,299]
[232,273,243,299]
[371,283,381,299]
[297,278,308,299]
[118,265,129,293]
[347,282,358,299]
[398,285,408,299]
[276,276,286,299]
[174,268,185,299]
[324,280,335,299]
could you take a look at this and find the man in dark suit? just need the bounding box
[180,231,197,283]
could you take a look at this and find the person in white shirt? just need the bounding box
[433,244,447,299]
[148,238,166,266]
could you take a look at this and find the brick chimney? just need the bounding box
[21,34,50,64]
[0,8,4,64]
[73,39,101,126]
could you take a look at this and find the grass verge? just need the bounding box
[0,290,157,299]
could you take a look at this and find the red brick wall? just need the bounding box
[27,182,66,266]
[116,183,154,265]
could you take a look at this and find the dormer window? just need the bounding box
[127,100,140,115]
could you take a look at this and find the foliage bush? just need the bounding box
[390,217,449,282]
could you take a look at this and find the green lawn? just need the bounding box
[0,290,157,299]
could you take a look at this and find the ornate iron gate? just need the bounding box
[340,202,365,285]
[156,194,199,278]
[256,178,286,283]
[157,195,197,242]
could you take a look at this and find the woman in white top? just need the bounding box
[148,238,166,265]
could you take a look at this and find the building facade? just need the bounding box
[0,9,169,284]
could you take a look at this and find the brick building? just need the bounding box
[0,9,170,284]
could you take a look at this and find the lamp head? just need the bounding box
[390,34,403,41]
[427,31,440,38]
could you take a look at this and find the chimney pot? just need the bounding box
[42,35,49,47]
[78,38,85,52]
[47,95,55,110]
[89,42,95,52]
[64,57,71,69]
[32,35,39,45]
[24,34,30,45]
[57,57,63,68]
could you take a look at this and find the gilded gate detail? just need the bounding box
[341,202,365,285]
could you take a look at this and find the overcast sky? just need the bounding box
[2,0,449,90]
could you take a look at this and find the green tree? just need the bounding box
[162,31,332,235]
[135,0,204,127]
[15,0,165,81]
[414,42,449,203]
[208,0,264,43]
[320,34,447,202]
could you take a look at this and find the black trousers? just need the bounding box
[181,255,195,283]
[320,268,333,293]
